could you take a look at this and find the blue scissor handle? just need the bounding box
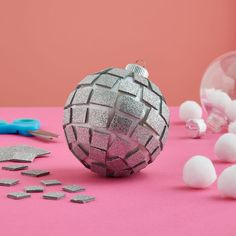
[0,119,40,136]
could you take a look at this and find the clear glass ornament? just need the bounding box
[200,51,236,132]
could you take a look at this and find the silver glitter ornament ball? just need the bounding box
[63,64,170,177]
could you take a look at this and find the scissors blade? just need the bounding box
[28,131,55,141]
[29,129,59,138]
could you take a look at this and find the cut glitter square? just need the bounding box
[62,184,86,193]
[2,164,28,171]
[71,194,95,204]
[43,192,65,200]
[24,185,44,193]
[41,180,62,186]
[0,178,19,186]
[21,169,50,177]
[7,192,31,200]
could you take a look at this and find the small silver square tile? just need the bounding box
[7,192,31,200]
[0,178,19,186]
[24,185,44,193]
[43,192,65,200]
[71,194,95,203]
[62,184,86,193]
[41,180,62,186]
[21,169,50,177]
[2,164,28,171]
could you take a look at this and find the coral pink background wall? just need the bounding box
[0,0,235,106]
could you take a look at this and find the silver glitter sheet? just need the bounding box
[11,152,38,163]
[146,108,165,135]
[0,178,19,186]
[142,87,161,110]
[63,108,71,125]
[107,158,127,171]
[25,185,44,193]
[88,108,109,128]
[134,74,149,86]
[117,95,145,119]
[90,87,117,107]
[71,194,95,204]
[0,145,50,162]
[89,147,106,163]
[43,192,65,200]
[79,74,99,85]
[91,131,109,150]
[21,169,50,177]
[62,184,86,193]
[72,87,93,105]
[65,90,76,107]
[109,114,133,135]
[118,80,139,96]
[108,68,130,78]
[131,125,153,146]
[145,137,160,154]
[7,192,31,200]
[149,81,162,96]
[95,74,119,88]
[125,150,145,167]
[41,180,62,186]
[2,164,28,171]
[71,106,87,123]
[65,125,76,144]
[74,126,90,145]
[108,138,133,158]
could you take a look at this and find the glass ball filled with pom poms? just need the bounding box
[63,63,170,177]
[200,51,236,133]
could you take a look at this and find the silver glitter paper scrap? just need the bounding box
[21,169,50,177]
[41,180,62,186]
[2,164,28,171]
[24,185,44,193]
[7,192,31,200]
[11,152,38,163]
[71,194,95,204]
[0,178,19,186]
[62,184,86,193]
[43,192,65,200]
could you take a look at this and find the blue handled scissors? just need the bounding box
[0,118,58,141]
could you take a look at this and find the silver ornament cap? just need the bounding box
[125,64,149,78]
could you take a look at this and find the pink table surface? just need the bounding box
[0,107,235,236]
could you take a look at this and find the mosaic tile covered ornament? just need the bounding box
[63,64,170,177]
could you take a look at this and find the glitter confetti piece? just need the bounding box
[71,194,95,204]
[7,192,31,200]
[43,192,65,200]
[0,178,19,186]
[2,164,28,171]
[24,185,44,193]
[62,184,86,193]
[41,180,62,186]
[21,169,50,177]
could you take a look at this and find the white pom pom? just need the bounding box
[179,101,202,122]
[217,165,236,199]
[228,121,236,134]
[226,100,236,122]
[205,88,231,112]
[214,133,236,162]
[183,155,217,188]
